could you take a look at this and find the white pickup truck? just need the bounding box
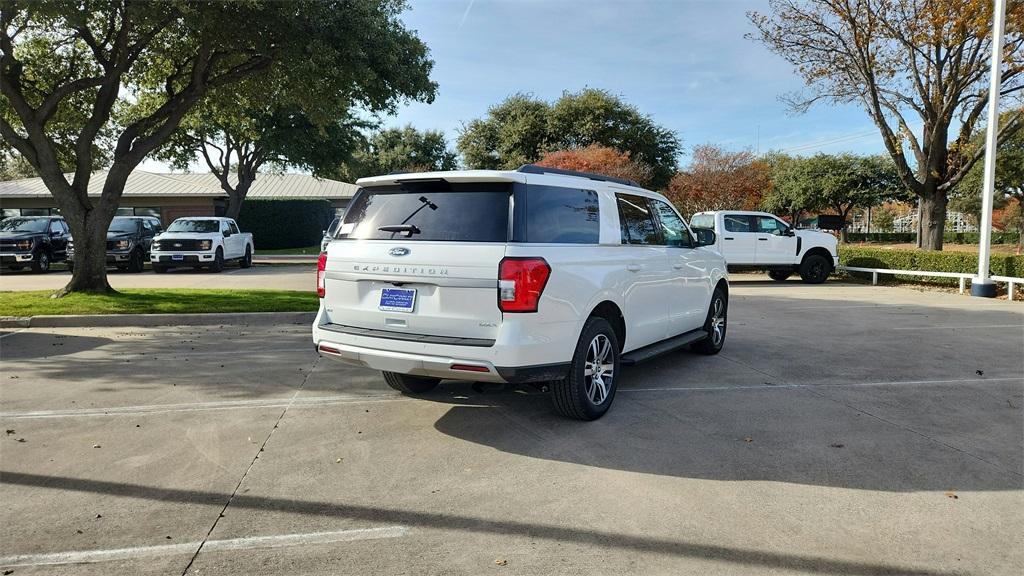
[150,217,253,273]
[689,210,838,283]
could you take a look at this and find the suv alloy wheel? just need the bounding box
[551,316,620,420]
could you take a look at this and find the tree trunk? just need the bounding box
[918,186,947,251]
[52,165,132,295]
[222,175,255,220]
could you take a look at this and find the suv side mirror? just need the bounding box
[693,228,716,247]
[223,230,232,237]
[784,228,796,237]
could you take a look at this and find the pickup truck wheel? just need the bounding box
[799,254,831,284]
[382,371,440,394]
[126,249,145,273]
[692,287,728,355]
[209,247,224,273]
[768,270,792,281]
[30,251,50,273]
[550,316,620,420]
[239,245,252,268]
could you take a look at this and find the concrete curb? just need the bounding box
[0,311,316,329]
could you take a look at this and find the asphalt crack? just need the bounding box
[179,355,321,576]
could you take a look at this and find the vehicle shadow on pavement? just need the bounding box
[0,332,111,360]
[0,469,961,576]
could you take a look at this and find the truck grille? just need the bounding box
[0,241,30,252]
[154,239,203,251]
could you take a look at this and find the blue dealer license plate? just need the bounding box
[379,288,416,313]
[172,254,184,261]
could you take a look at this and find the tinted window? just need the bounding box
[325,218,341,237]
[757,216,788,235]
[690,214,714,230]
[522,185,599,244]
[49,220,64,234]
[651,200,692,247]
[339,183,510,242]
[616,194,660,245]
[723,215,754,233]
[229,222,240,234]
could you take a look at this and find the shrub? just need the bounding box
[839,246,1023,286]
[236,199,336,249]
[845,231,1021,244]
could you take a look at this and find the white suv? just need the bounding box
[312,165,729,420]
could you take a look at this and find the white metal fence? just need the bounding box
[839,265,1023,301]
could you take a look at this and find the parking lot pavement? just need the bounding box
[1,280,1022,575]
[0,264,315,293]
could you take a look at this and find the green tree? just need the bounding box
[872,205,897,233]
[761,153,824,224]
[0,147,34,180]
[749,0,1024,250]
[457,94,550,170]
[812,154,906,241]
[0,0,433,294]
[336,125,457,182]
[458,89,681,188]
[951,108,1024,223]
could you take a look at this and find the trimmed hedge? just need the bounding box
[839,246,1023,286]
[236,199,336,249]
[846,231,1021,244]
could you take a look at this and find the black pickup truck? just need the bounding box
[0,215,70,273]
[67,216,163,273]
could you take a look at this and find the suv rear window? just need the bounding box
[338,183,510,242]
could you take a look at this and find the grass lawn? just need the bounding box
[0,289,318,317]
[256,245,322,255]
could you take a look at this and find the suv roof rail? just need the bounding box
[516,164,641,187]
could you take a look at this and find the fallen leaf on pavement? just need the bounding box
[830,443,844,448]
[92,444,101,448]
[495,559,507,566]
[336,458,343,463]
[945,491,958,499]
[743,436,753,443]
[5,430,13,435]
[975,370,984,376]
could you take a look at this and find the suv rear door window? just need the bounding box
[520,185,599,244]
[338,183,510,242]
[690,214,714,230]
[756,216,788,235]
[616,194,660,245]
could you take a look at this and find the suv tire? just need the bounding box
[383,371,440,394]
[31,251,50,274]
[691,286,728,355]
[768,270,792,282]
[551,316,620,421]
[799,254,831,284]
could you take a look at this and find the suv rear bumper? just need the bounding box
[312,309,577,384]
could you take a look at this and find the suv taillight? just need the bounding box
[498,257,550,313]
[317,252,327,298]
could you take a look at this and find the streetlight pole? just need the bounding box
[972,0,1007,298]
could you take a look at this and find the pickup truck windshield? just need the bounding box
[167,219,219,233]
[338,184,509,242]
[690,214,714,230]
[108,219,139,234]
[0,218,48,233]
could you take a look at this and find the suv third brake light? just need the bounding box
[317,252,327,298]
[498,257,550,313]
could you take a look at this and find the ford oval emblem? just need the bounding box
[388,247,410,257]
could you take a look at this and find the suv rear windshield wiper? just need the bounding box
[378,224,421,236]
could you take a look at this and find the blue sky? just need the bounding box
[383,0,888,163]
[142,0,894,173]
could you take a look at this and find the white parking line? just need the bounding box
[620,376,1024,393]
[0,526,409,567]
[0,394,406,419]
[891,324,1024,330]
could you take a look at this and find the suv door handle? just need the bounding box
[758,237,768,241]
[626,264,642,272]
[723,237,734,240]
[672,263,684,270]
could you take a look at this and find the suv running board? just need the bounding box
[620,329,709,366]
